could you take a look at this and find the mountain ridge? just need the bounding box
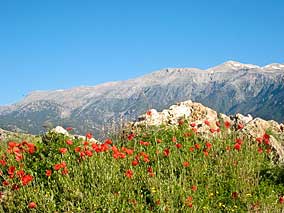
[0,60,284,137]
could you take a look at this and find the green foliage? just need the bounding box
[0,121,284,212]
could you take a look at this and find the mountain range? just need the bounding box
[1,60,284,137]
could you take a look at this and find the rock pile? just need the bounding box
[132,100,284,163]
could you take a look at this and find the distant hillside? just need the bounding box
[0,61,284,137]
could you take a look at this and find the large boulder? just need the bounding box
[241,118,284,162]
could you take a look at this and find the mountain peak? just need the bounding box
[263,63,284,70]
[222,60,260,69]
[207,61,260,72]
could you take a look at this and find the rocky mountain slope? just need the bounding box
[0,61,284,137]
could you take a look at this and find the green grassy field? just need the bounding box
[0,120,284,212]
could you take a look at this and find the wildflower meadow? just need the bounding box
[0,119,284,212]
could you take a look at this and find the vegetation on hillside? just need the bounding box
[0,120,284,212]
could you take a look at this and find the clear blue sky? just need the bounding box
[0,0,283,105]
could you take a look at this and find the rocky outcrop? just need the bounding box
[50,126,99,143]
[132,100,284,163]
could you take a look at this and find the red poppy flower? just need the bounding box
[100,143,109,152]
[140,141,150,146]
[119,153,126,159]
[147,166,153,173]
[46,170,52,177]
[14,146,22,153]
[8,141,17,149]
[186,202,193,208]
[190,122,196,127]
[59,148,68,154]
[61,161,67,168]
[210,128,216,133]
[186,196,192,202]
[92,144,101,153]
[112,145,119,153]
[178,119,184,126]
[125,169,133,179]
[176,143,182,149]
[194,144,201,149]
[172,137,177,143]
[28,202,37,209]
[105,138,112,145]
[263,133,270,140]
[2,180,9,186]
[21,174,33,185]
[258,148,263,154]
[79,152,85,158]
[15,153,23,162]
[263,133,270,145]
[62,167,68,175]
[140,152,149,158]
[216,121,221,127]
[256,137,262,144]
[156,200,161,206]
[127,133,135,141]
[143,156,150,163]
[132,160,139,166]
[66,127,73,131]
[191,185,197,191]
[12,184,20,191]
[66,140,73,145]
[0,159,6,166]
[74,147,81,153]
[146,110,152,116]
[203,150,209,156]
[112,152,119,159]
[184,132,191,137]
[54,164,62,171]
[206,142,212,149]
[8,166,16,176]
[26,143,36,154]
[204,120,210,126]
[16,170,25,178]
[237,123,244,130]
[234,143,241,151]
[163,148,170,157]
[224,121,231,129]
[156,139,162,143]
[85,150,93,157]
[183,161,190,167]
[235,138,243,145]
[279,196,284,204]
[189,147,195,152]
[86,132,93,140]
[231,192,238,199]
